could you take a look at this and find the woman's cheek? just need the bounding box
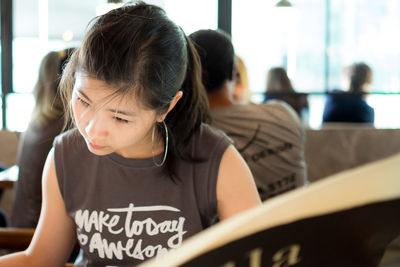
[72,100,84,125]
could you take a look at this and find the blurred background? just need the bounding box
[1,0,400,131]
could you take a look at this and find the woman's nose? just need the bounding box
[84,114,108,139]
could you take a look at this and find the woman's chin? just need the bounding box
[87,147,111,156]
[86,142,112,156]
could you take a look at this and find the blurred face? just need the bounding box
[363,70,373,92]
[71,74,160,159]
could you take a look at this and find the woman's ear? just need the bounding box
[157,91,183,122]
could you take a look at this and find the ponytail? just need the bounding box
[163,35,210,178]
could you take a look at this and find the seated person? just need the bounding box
[233,55,251,104]
[323,62,374,124]
[10,48,74,228]
[264,67,309,122]
[190,29,308,201]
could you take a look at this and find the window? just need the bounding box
[232,0,400,128]
[232,0,325,94]
[328,0,400,92]
[8,0,97,131]
[164,0,217,35]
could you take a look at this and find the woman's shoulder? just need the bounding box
[53,128,84,151]
[189,123,233,156]
[196,123,232,141]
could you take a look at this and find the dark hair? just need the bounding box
[348,62,372,93]
[265,67,294,93]
[189,29,235,93]
[31,47,74,127]
[60,2,209,176]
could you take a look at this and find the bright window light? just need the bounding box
[6,93,35,132]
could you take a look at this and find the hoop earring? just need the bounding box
[151,120,168,167]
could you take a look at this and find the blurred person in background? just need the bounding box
[233,55,251,104]
[10,48,74,228]
[264,67,309,123]
[323,62,374,124]
[190,29,308,201]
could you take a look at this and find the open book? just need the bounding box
[140,153,400,267]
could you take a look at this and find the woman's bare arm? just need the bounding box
[0,148,77,267]
[217,145,261,220]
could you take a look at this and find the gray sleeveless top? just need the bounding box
[53,124,231,266]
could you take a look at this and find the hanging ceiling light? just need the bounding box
[275,0,293,7]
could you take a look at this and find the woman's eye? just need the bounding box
[114,116,129,123]
[77,96,90,107]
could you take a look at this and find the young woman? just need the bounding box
[0,3,260,266]
[264,67,309,121]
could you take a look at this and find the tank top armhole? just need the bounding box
[205,134,232,223]
[53,134,66,200]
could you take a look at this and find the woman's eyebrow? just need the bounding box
[77,90,92,103]
[107,108,135,116]
[76,87,135,116]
